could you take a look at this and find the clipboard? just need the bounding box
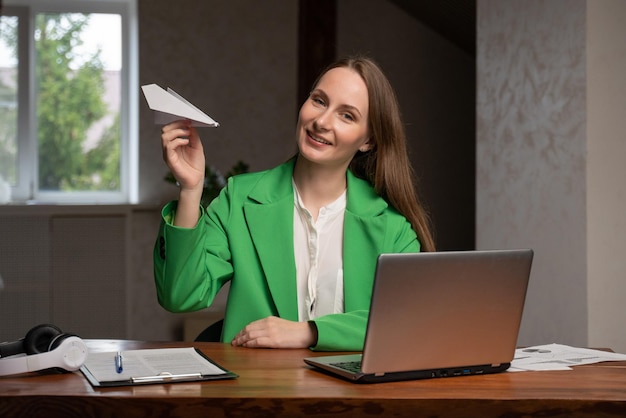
[80,347,237,387]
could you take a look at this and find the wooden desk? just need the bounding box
[1,340,626,417]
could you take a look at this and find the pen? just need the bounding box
[115,351,123,373]
[131,372,202,384]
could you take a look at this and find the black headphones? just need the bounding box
[0,324,88,376]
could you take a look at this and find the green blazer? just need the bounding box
[154,159,420,351]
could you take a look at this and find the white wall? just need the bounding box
[477,0,626,352]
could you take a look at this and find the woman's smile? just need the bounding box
[307,130,332,146]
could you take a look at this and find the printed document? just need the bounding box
[81,347,236,387]
[510,343,626,372]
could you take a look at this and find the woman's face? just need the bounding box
[296,67,371,170]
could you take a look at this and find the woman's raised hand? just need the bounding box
[161,120,205,193]
[161,120,206,227]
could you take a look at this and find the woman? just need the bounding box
[155,56,434,351]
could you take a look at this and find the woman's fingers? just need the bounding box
[231,317,315,349]
[159,120,205,190]
[161,121,191,151]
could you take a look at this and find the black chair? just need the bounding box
[194,319,224,342]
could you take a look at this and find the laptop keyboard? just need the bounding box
[330,361,362,373]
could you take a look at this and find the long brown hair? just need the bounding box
[313,56,435,251]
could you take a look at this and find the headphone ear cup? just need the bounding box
[23,324,63,355]
[48,334,88,372]
[48,333,77,351]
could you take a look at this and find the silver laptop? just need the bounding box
[304,249,533,383]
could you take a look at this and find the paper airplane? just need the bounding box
[141,83,219,128]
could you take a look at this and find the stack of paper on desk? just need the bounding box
[141,83,219,127]
[510,343,626,372]
[80,347,237,387]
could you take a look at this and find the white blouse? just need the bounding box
[293,181,346,321]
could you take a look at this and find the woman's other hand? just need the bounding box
[232,316,318,349]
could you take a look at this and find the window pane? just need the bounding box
[36,13,121,192]
[0,16,18,186]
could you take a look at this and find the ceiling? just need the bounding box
[389,0,476,56]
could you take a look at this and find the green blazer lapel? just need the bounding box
[343,171,388,311]
[243,160,298,320]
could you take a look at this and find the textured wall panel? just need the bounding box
[477,0,587,346]
[0,216,51,341]
[51,216,127,338]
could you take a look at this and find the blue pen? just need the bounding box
[115,351,123,373]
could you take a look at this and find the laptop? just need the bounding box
[304,249,533,383]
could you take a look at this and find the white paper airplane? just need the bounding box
[141,83,219,128]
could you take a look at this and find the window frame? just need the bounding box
[3,0,138,204]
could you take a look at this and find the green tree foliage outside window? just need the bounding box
[0,16,18,185]
[0,81,17,184]
[0,13,120,192]
[36,13,119,191]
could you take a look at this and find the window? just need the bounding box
[1,0,138,203]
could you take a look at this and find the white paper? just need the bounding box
[509,343,626,372]
[141,83,219,127]
[82,347,228,382]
